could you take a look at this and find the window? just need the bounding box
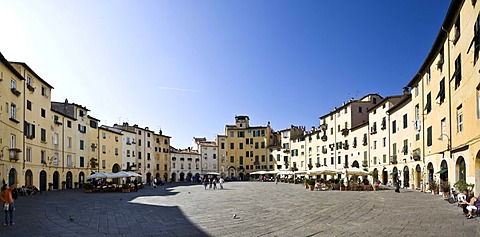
[147,141,150,148]
[337,156,341,164]
[403,114,408,129]
[230,131,234,137]
[41,108,46,118]
[230,156,234,163]
[277,154,280,161]
[337,125,340,132]
[426,92,431,114]
[67,121,71,128]
[27,100,32,111]
[392,120,397,134]
[102,132,106,139]
[415,104,420,121]
[26,147,31,162]
[41,86,46,96]
[474,13,480,64]
[80,140,85,150]
[427,126,432,147]
[330,127,333,135]
[239,143,243,149]
[41,150,46,164]
[79,157,84,167]
[138,139,142,146]
[373,141,377,150]
[441,118,446,140]
[478,86,480,119]
[67,155,72,167]
[359,107,362,113]
[457,105,463,133]
[403,139,408,155]
[138,152,142,159]
[53,153,59,166]
[454,54,462,89]
[373,97,377,104]
[147,133,150,137]
[261,155,265,162]
[374,156,377,164]
[261,142,265,148]
[41,128,46,142]
[453,15,461,44]
[138,130,141,135]
[237,131,245,137]
[426,68,431,84]
[255,142,259,149]
[53,133,58,145]
[221,143,225,149]
[331,157,334,165]
[67,137,72,148]
[344,107,348,114]
[436,77,445,104]
[383,154,386,163]
[10,79,16,89]
[10,103,16,120]
[90,120,97,128]
[414,86,419,97]
[383,137,386,147]
[230,143,234,149]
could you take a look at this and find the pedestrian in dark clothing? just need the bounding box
[395,177,400,193]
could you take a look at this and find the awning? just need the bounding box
[436,168,448,174]
[389,171,398,175]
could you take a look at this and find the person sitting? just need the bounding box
[459,189,471,215]
[462,192,478,219]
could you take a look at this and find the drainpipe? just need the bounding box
[22,68,26,170]
[441,26,453,160]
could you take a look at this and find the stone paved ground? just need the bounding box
[1,182,478,236]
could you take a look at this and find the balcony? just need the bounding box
[27,84,35,92]
[390,155,398,165]
[11,88,21,96]
[8,148,21,161]
[315,163,321,168]
[362,160,368,167]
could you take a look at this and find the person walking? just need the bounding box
[203,178,208,190]
[395,177,400,193]
[1,183,16,226]
[213,178,217,190]
[219,177,224,189]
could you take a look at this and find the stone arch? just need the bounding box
[53,171,60,189]
[382,167,388,185]
[456,156,466,182]
[427,162,434,182]
[351,160,359,168]
[66,171,73,189]
[415,164,421,190]
[25,169,33,187]
[39,170,47,192]
[440,160,448,182]
[403,166,409,188]
[8,168,17,186]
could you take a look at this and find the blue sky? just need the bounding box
[0,0,450,148]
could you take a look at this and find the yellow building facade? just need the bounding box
[222,115,273,180]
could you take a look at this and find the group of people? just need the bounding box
[202,177,224,190]
[152,178,166,188]
[458,189,480,219]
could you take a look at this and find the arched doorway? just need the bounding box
[146,172,152,185]
[53,171,60,189]
[475,151,480,196]
[239,172,245,181]
[415,165,421,190]
[112,164,121,184]
[39,171,47,192]
[352,161,359,168]
[427,162,434,182]
[456,156,466,182]
[163,173,168,182]
[228,166,236,179]
[382,168,388,185]
[8,168,17,186]
[25,170,33,187]
[187,172,193,182]
[392,167,398,185]
[403,166,409,188]
[79,172,85,188]
[171,173,176,182]
[440,160,448,182]
[66,171,73,189]
[179,172,185,182]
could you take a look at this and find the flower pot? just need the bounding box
[309,185,315,191]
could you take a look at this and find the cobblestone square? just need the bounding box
[1,182,478,236]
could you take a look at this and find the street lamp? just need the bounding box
[437,133,451,151]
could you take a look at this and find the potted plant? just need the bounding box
[122,183,131,193]
[83,183,94,193]
[429,180,438,195]
[440,181,450,198]
[307,179,316,191]
[304,179,309,189]
[454,179,475,193]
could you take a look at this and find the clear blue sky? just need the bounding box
[0,0,450,148]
